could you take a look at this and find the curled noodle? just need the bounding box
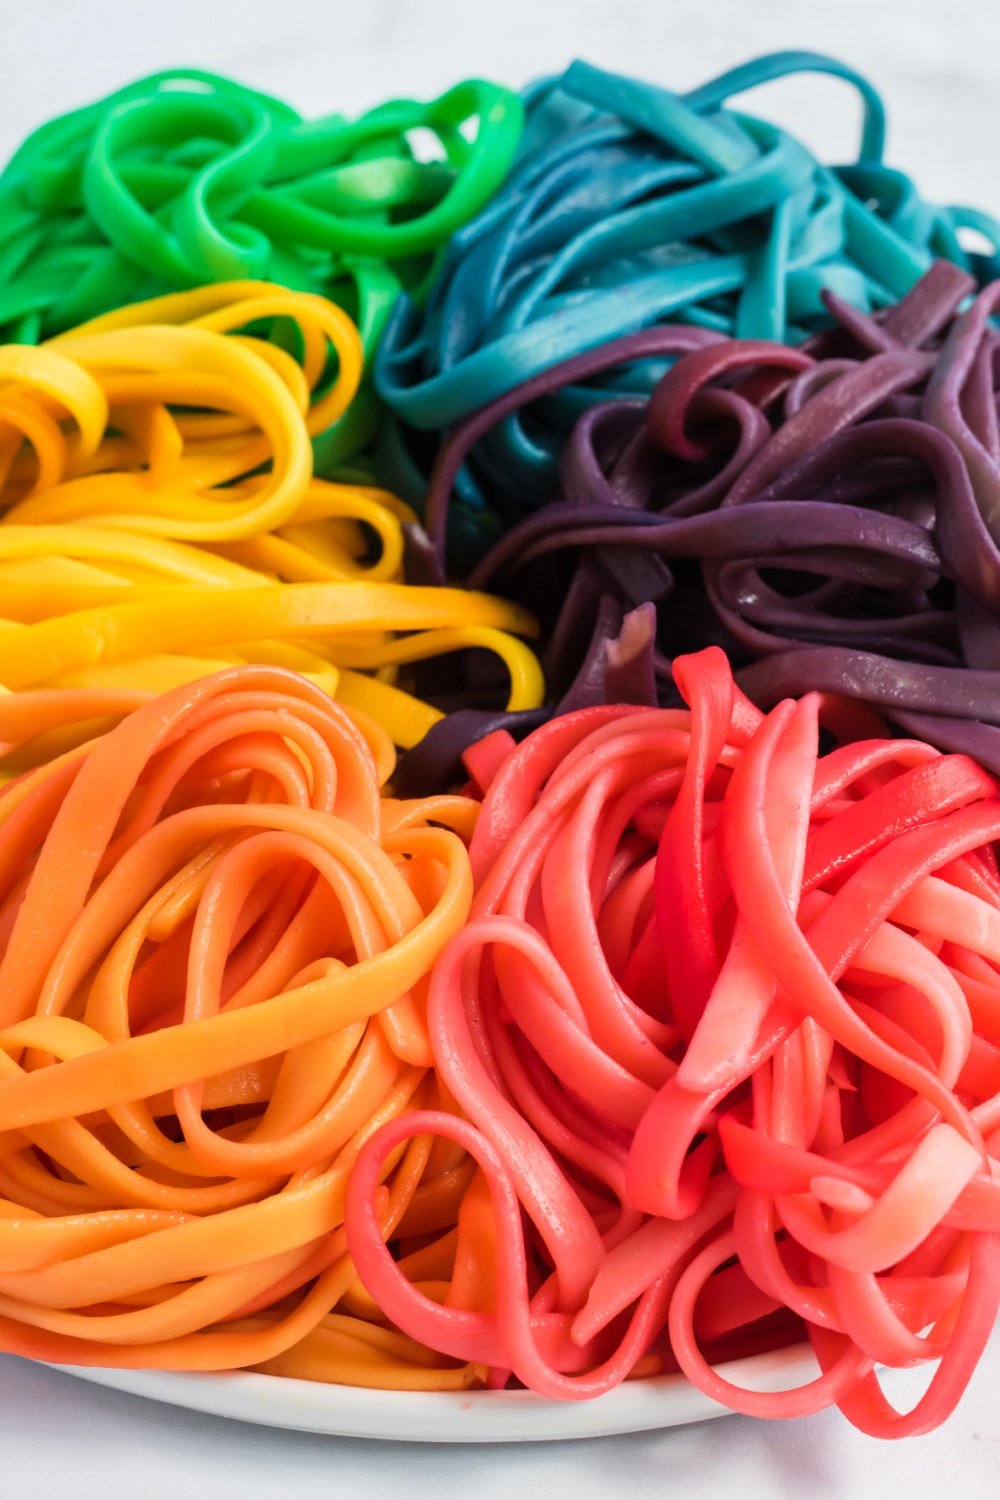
[0,663,488,1389]
[348,646,1000,1434]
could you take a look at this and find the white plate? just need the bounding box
[50,1345,819,1442]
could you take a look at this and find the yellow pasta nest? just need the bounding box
[0,282,542,758]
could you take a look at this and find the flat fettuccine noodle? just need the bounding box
[0,283,543,754]
[0,664,487,1388]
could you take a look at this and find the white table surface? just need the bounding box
[3,0,1000,1494]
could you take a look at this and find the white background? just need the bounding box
[3,0,1000,1495]
[5,0,1000,215]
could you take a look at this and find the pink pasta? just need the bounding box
[347,646,1000,1435]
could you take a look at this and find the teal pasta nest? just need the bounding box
[375,50,1000,553]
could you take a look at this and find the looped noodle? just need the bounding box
[0,285,543,751]
[347,646,1000,1432]
[0,663,487,1388]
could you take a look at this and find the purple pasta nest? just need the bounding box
[398,260,1000,791]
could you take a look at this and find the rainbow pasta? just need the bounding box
[349,647,1000,1433]
[0,283,542,751]
[0,665,486,1388]
[376,52,1000,553]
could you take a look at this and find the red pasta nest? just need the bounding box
[348,646,1000,1435]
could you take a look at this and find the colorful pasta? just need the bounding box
[400,262,1000,785]
[0,69,522,474]
[0,664,487,1388]
[0,283,542,752]
[2,50,1000,1442]
[348,646,1000,1433]
[375,53,1000,552]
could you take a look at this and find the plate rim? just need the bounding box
[44,1342,821,1443]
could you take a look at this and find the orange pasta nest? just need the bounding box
[0,665,489,1389]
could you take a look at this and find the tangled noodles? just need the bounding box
[400,262,1000,787]
[376,52,1000,550]
[349,647,1000,1435]
[0,664,492,1388]
[0,281,542,755]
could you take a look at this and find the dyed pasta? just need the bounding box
[0,663,488,1388]
[4,52,1000,1443]
[402,262,1000,784]
[375,52,1000,548]
[0,283,542,751]
[0,69,521,347]
[348,646,1000,1434]
[0,70,522,473]
[15,279,365,535]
